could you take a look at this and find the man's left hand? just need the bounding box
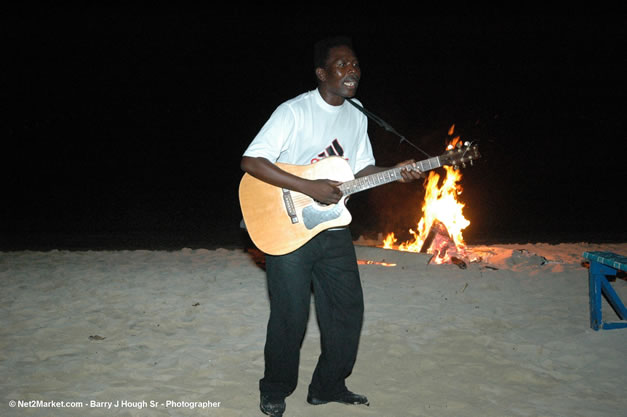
[397,160,425,183]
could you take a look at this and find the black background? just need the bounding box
[3,12,625,250]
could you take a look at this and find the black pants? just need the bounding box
[259,228,364,400]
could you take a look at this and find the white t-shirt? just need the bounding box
[243,89,375,174]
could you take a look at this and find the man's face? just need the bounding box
[316,45,361,105]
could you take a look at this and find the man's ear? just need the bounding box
[315,67,327,83]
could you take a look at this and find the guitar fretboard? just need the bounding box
[339,156,442,196]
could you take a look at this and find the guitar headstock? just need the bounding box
[439,142,481,169]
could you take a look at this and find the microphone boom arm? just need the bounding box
[346,98,431,158]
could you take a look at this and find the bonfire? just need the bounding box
[382,125,471,264]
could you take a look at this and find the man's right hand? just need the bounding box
[303,179,343,205]
[241,156,343,205]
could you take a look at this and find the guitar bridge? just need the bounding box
[282,189,299,224]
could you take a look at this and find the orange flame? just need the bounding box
[446,136,461,151]
[382,233,397,248]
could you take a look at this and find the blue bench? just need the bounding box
[583,251,627,330]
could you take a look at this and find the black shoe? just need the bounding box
[307,390,369,406]
[260,394,285,417]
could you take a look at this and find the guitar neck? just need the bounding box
[339,156,442,196]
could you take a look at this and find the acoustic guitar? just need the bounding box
[239,143,480,255]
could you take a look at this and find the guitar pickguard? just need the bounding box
[302,202,345,230]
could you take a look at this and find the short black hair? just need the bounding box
[313,36,354,69]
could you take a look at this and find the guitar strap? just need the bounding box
[345,97,432,158]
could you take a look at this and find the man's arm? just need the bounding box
[355,160,424,183]
[241,156,343,204]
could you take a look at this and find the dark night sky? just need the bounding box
[2,12,625,249]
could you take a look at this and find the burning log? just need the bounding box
[419,220,448,253]
[420,220,467,268]
[354,245,433,269]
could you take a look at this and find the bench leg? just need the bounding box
[589,263,604,330]
[589,261,627,330]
